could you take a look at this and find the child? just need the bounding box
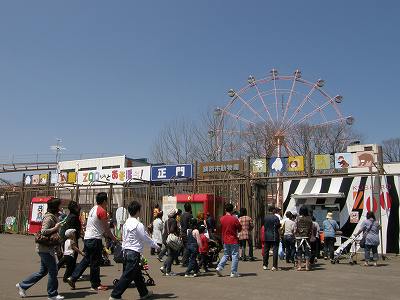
[58,229,84,282]
[198,225,209,272]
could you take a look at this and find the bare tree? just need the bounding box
[382,138,400,162]
[151,112,362,164]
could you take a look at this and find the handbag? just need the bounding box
[113,243,124,264]
[166,220,182,251]
[360,221,374,248]
[35,232,61,246]
[35,214,61,246]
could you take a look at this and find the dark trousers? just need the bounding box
[310,238,319,263]
[163,246,179,273]
[111,250,148,299]
[181,237,189,266]
[185,245,199,275]
[157,244,167,260]
[58,255,76,281]
[324,237,335,260]
[19,252,59,298]
[199,253,209,271]
[239,238,254,259]
[71,239,102,289]
[263,241,279,268]
[283,235,295,263]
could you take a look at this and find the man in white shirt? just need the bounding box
[67,192,117,291]
[110,201,159,300]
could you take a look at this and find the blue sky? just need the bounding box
[0,1,399,162]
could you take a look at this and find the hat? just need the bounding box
[168,208,177,218]
[326,212,333,219]
[65,228,76,238]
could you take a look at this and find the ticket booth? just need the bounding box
[175,193,224,219]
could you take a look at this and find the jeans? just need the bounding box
[111,250,148,299]
[324,237,335,260]
[71,239,102,288]
[310,238,319,263]
[239,238,254,259]
[364,244,378,262]
[283,235,295,263]
[58,255,76,281]
[185,245,199,275]
[263,241,279,268]
[19,252,59,297]
[163,246,179,273]
[217,244,239,274]
[157,244,167,260]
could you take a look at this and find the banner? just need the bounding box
[251,158,267,173]
[77,166,151,185]
[269,157,285,173]
[334,153,352,169]
[288,156,304,172]
[314,154,331,170]
[352,151,375,167]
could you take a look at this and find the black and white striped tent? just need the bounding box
[283,175,400,254]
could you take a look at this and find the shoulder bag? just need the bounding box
[35,214,61,246]
[166,220,182,251]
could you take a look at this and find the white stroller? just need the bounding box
[332,233,362,264]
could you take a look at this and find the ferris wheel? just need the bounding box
[213,69,354,160]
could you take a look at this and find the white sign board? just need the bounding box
[162,196,177,222]
[77,166,150,185]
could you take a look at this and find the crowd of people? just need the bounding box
[15,193,382,299]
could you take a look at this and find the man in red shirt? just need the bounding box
[216,203,242,278]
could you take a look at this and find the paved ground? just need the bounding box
[1,234,400,300]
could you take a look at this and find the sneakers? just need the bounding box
[230,272,240,278]
[66,277,76,290]
[159,266,165,274]
[271,267,277,271]
[216,267,223,277]
[139,291,153,299]
[91,285,108,291]
[157,257,163,262]
[262,265,268,270]
[184,273,198,278]
[165,272,176,276]
[16,283,26,298]
[47,296,64,300]
[109,297,120,300]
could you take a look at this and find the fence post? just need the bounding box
[17,174,26,234]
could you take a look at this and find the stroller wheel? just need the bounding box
[113,279,119,286]
[146,279,155,286]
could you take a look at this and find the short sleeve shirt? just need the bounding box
[84,205,107,240]
[63,239,76,256]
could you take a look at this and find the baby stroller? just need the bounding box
[332,234,361,265]
[113,245,155,287]
[208,236,223,264]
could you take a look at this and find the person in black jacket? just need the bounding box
[161,209,180,276]
[263,206,281,271]
[59,202,82,260]
[180,203,192,267]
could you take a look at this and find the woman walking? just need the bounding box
[160,209,180,276]
[16,198,64,300]
[322,212,339,263]
[355,211,381,266]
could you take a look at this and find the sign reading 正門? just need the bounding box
[150,164,193,181]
